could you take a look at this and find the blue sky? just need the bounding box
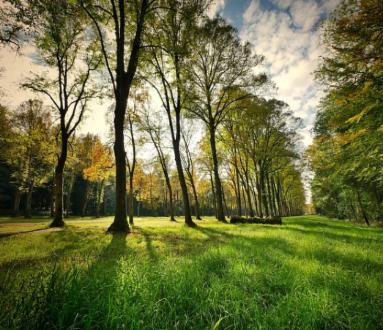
[209,0,341,146]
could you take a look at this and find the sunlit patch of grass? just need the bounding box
[0,215,382,329]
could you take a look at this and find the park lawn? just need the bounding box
[0,215,382,329]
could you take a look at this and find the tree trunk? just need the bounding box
[190,175,202,220]
[107,0,148,233]
[164,173,176,221]
[356,188,370,225]
[81,182,89,217]
[96,180,104,218]
[235,166,242,217]
[209,126,226,222]
[13,188,21,217]
[24,185,33,218]
[50,136,67,228]
[173,138,195,227]
[108,91,129,233]
[128,175,134,225]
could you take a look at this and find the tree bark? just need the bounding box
[109,93,129,232]
[209,126,226,222]
[24,184,33,218]
[13,188,21,217]
[107,0,148,233]
[173,138,195,226]
[128,175,134,225]
[50,136,67,227]
[96,180,104,218]
[81,182,88,217]
[189,175,202,220]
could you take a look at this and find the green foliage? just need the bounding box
[4,99,54,192]
[0,215,382,329]
[310,0,383,223]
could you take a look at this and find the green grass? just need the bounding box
[0,215,382,329]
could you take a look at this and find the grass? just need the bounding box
[0,215,382,329]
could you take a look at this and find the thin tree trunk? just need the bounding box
[173,138,195,226]
[81,182,89,217]
[209,126,226,222]
[96,180,104,218]
[190,176,202,220]
[24,185,33,218]
[356,188,370,225]
[13,188,21,217]
[209,170,217,218]
[128,176,134,225]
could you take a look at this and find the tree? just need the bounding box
[309,0,383,224]
[125,88,146,225]
[83,138,114,218]
[6,0,103,227]
[185,17,266,221]
[181,123,202,220]
[5,99,53,217]
[143,0,210,227]
[139,109,176,221]
[81,0,156,233]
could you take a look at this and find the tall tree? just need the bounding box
[186,17,266,221]
[143,0,210,227]
[81,0,155,233]
[139,109,176,221]
[181,125,202,220]
[8,1,103,227]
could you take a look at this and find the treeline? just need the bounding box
[307,0,383,224]
[0,0,305,231]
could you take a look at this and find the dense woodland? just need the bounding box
[306,0,383,224]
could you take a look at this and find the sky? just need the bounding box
[0,0,340,147]
[209,0,341,146]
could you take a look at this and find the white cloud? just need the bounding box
[240,0,341,148]
[207,0,225,18]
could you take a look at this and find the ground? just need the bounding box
[0,215,382,329]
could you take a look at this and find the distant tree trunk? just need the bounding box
[164,173,176,221]
[65,175,75,217]
[266,172,275,216]
[50,134,68,227]
[128,176,134,224]
[255,171,263,218]
[356,188,370,226]
[96,180,104,218]
[24,184,33,218]
[209,170,217,218]
[235,166,242,217]
[81,182,89,217]
[209,126,226,222]
[13,188,21,217]
[189,176,202,220]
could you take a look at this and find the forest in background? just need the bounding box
[0,0,382,227]
[0,0,305,227]
[306,0,383,225]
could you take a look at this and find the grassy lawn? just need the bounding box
[0,215,382,329]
